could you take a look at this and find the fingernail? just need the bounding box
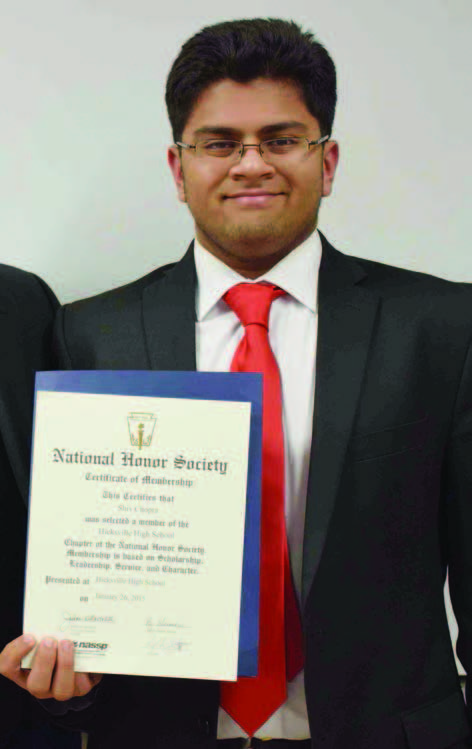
[60,640,73,652]
[23,634,35,647]
[42,638,56,649]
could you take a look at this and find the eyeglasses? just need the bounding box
[175,135,329,164]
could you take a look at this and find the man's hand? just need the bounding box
[0,635,102,701]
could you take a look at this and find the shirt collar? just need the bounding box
[194,230,321,321]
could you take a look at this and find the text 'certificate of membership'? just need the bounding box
[23,371,262,681]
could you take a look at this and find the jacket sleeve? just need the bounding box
[443,335,472,717]
[0,270,59,503]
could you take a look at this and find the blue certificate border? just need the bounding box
[34,370,262,677]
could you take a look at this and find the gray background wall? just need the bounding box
[1,0,470,670]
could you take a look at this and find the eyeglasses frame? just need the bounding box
[175,134,330,162]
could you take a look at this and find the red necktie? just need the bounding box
[220,283,304,736]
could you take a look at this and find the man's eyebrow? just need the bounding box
[193,126,240,138]
[259,121,308,135]
[192,121,309,138]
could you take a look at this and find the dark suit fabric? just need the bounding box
[0,265,79,747]
[52,236,472,749]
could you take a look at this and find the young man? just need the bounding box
[0,265,80,748]
[1,18,471,749]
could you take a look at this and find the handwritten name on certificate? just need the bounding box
[23,385,252,680]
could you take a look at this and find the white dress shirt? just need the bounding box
[194,230,322,740]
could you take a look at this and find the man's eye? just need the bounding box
[266,137,299,151]
[203,140,237,154]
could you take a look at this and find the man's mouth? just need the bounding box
[224,191,283,206]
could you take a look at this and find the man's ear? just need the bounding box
[321,140,339,197]
[167,146,186,203]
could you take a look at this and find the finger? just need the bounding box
[74,671,102,697]
[51,640,75,701]
[0,635,36,688]
[26,638,57,699]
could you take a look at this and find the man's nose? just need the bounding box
[230,145,275,176]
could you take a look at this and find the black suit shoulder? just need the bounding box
[55,262,177,369]
[349,251,472,333]
[66,261,175,310]
[0,262,58,386]
[0,262,58,324]
[318,236,472,360]
[352,250,470,293]
[0,261,58,427]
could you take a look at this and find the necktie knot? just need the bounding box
[224,283,285,329]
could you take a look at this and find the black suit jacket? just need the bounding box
[0,265,72,744]
[53,235,472,749]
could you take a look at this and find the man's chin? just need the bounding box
[222,222,281,248]
[196,216,314,265]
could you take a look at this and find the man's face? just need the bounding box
[168,77,338,277]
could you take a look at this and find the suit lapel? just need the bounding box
[302,236,380,605]
[143,244,197,371]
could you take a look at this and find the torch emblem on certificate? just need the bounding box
[127,412,157,450]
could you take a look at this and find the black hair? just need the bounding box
[165,18,337,142]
